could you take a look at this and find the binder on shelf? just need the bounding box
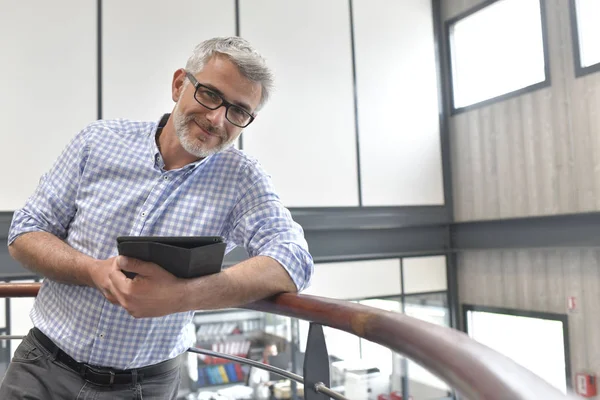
[234,363,245,381]
[217,365,229,383]
[197,368,207,386]
[225,363,237,382]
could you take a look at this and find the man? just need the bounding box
[2,36,313,399]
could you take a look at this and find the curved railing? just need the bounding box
[0,283,578,400]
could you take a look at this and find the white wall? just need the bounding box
[0,0,97,211]
[353,0,444,206]
[1,0,444,210]
[102,0,235,121]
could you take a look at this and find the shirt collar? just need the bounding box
[149,113,170,169]
[149,113,213,171]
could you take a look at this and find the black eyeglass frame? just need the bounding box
[185,71,256,128]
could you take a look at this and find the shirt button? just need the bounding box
[141,212,147,217]
[99,333,105,338]
[163,176,169,181]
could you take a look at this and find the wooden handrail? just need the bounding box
[0,283,40,298]
[0,283,576,400]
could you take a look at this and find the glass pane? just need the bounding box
[466,309,568,394]
[575,0,600,68]
[299,319,361,364]
[450,0,546,108]
[9,279,35,360]
[358,295,452,400]
[358,299,400,378]
[186,310,297,399]
[404,293,451,400]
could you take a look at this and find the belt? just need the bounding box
[32,328,180,386]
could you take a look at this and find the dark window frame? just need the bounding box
[568,0,600,77]
[462,304,572,390]
[445,0,551,115]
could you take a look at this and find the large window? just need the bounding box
[447,0,549,112]
[464,305,570,394]
[570,0,600,76]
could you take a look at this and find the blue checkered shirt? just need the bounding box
[8,116,313,369]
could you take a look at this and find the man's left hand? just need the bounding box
[108,256,190,318]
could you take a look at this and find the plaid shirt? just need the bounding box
[8,115,313,369]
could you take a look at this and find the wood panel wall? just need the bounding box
[443,0,600,222]
[443,0,600,387]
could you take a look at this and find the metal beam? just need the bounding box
[6,209,600,278]
[451,212,600,250]
[0,207,450,279]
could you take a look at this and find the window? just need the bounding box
[447,0,549,112]
[570,0,600,75]
[464,305,570,394]
[361,295,452,397]
[404,294,451,397]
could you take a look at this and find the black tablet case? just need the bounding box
[117,241,227,279]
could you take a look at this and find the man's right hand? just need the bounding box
[89,257,122,305]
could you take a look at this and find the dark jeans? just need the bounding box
[0,330,181,400]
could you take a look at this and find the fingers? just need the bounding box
[90,258,121,305]
[103,266,124,305]
[116,256,155,276]
[103,288,120,305]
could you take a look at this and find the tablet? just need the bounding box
[117,236,224,248]
[116,236,227,279]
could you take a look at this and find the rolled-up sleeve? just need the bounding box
[227,167,313,291]
[8,126,91,245]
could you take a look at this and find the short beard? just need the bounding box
[172,101,235,158]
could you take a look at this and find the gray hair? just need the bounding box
[185,37,274,111]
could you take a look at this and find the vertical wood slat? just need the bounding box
[535,88,558,215]
[544,250,565,314]
[530,250,548,311]
[566,0,596,212]
[485,251,504,305]
[570,71,592,210]
[562,250,586,379]
[506,99,526,217]
[500,251,518,309]
[519,93,539,216]
[473,252,489,306]
[480,107,500,219]
[452,115,473,220]
[492,101,512,218]
[583,250,600,374]
[548,0,576,215]
[515,250,533,309]
[589,73,600,210]
[468,112,485,219]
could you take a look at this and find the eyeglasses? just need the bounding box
[185,71,255,128]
